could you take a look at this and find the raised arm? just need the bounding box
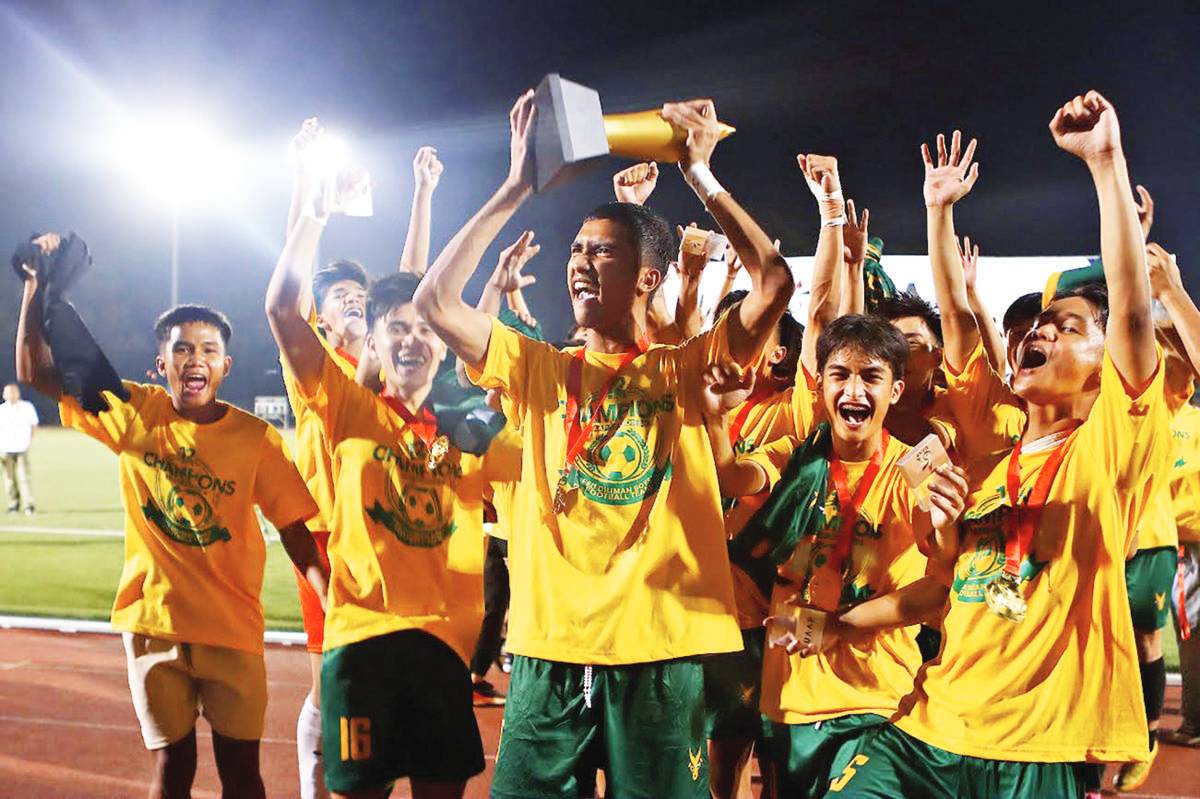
[1050,91,1156,388]
[398,146,444,277]
[14,250,62,399]
[662,100,793,366]
[923,130,981,372]
[959,236,1006,373]
[613,162,659,205]
[283,118,325,321]
[796,154,846,378]
[414,91,535,366]
[265,212,330,391]
[838,200,868,317]
[700,363,767,497]
[1148,243,1200,379]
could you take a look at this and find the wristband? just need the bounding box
[821,215,846,228]
[684,162,726,203]
[815,188,844,202]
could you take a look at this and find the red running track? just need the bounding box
[0,629,1196,798]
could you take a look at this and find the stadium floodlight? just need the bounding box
[105,113,241,306]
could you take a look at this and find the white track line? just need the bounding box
[0,524,123,537]
[0,615,306,646]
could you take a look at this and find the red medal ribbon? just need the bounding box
[728,385,776,447]
[562,338,649,480]
[825,430,890,575]
[334,346,360,370]
[381,391,439,450]
[1002,431,1073,577]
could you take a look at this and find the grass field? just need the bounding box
[0,428,1185,669]
[0,427,304,630]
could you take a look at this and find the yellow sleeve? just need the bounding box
[737,435,800,494]
[253,425,319,529]
[481,427,523,491]
[942,340,1025,459]
[292,349,371,447]
[790,374,818,440]
[465,317,557,421]
[58,380,149,454]
[1078,349,1172,552]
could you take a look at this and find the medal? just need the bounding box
[556,338,648,515]
[984,570,1027,622]
[426,434,450,471]
[987,428,1075,622]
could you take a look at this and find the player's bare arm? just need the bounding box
[398,145,444,277]
[923,129,982,373]
[838,199,868,317]
[277,519,331,612]
[959,235,1007,373]
[265,215,329,393]
[414,90,536,367]
[1148,242,1200,380]
[14,236,63,399]
[1051,91,1156,390]
[797,153,846,378]
[700,362,768,497]
[662,99,793,366]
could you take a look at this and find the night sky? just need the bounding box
[1,0,1196,414]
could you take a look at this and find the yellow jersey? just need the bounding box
[280,321,358,534]
[941,341,1028,465]
[1133,391,1195,551]
[297,352,520,662]
[742,434,930,724]
[895,351,1172,763]
[467,316,746,664]
[1171,403,1200,544]
[724,379,818,628]
[61,381,318,654]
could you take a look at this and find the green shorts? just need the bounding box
[761,713,887,797]
[824,723,1087,798]
[321,629,484,793]
[1127,546,1179,631]
[704,627,768,741]
[492,655,708,799]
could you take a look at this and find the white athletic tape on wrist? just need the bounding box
[816,189,844,202]
[685,162,726,203]
[822,216,846,227]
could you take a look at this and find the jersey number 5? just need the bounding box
[829,754,870,792]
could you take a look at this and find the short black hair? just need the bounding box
[313,259,369,311]
[367,272,422,327]
[1002,292,1042,334]
[874,291,943,345]
[154,304,232,344]
[1053,283,1109,329]
[583,202,675,275]
[816,314,909,381]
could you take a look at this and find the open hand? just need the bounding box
[701,362,756,418]
[921,130,979,208]
[957,235,980,292]
[491,230,540,293]
[613,162,659,205]
[661,99,720,169]
[413,146,444,192]
[506,90,537,192]
[1049,90,1122,164]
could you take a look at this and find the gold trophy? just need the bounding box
[533,73,736,191]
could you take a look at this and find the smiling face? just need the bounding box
[1010,296,1105,405]
[369,301,447,397]
[819,346,905,451]
[567,218,660,335]
[317,278,368,343]
[889,315,941,394]
[156,322,231,411]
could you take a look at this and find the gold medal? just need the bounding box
[984,571,1027,623]
[425,435,449,471]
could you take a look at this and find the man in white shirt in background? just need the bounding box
[0,383,38,514]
